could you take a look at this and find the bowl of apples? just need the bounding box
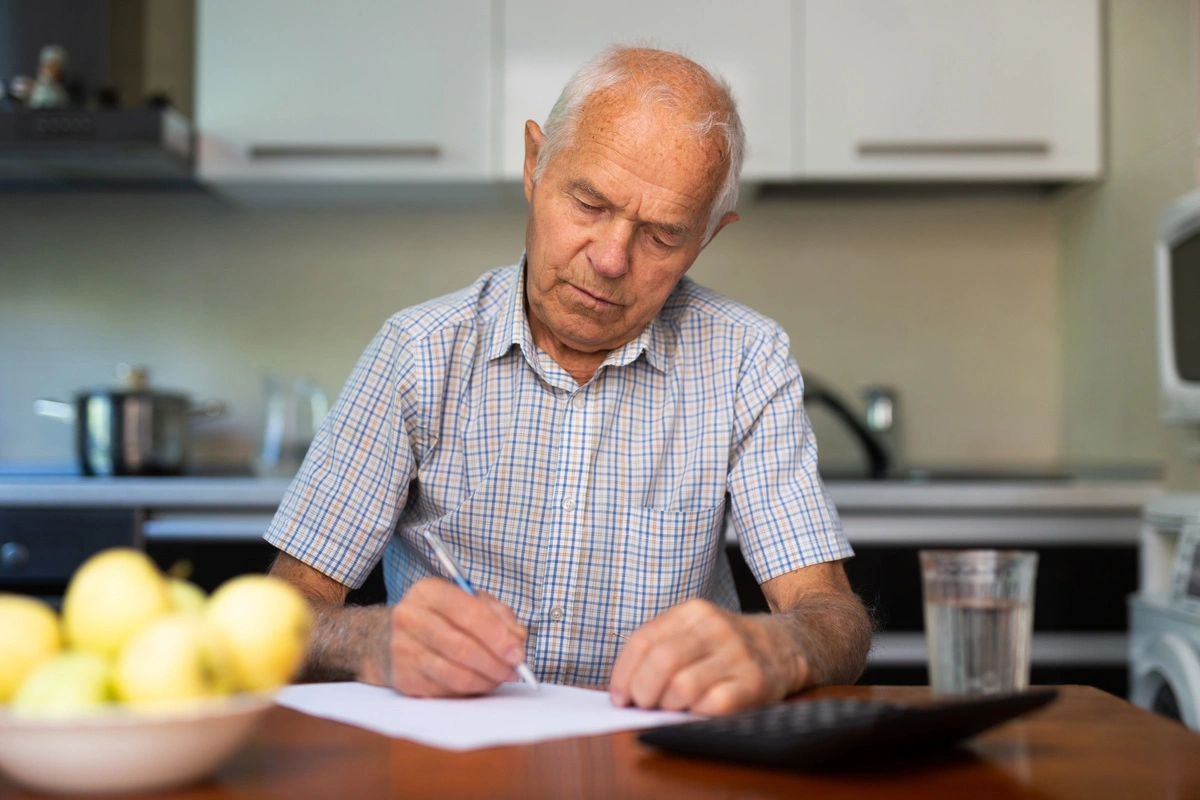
[0,549,312,795]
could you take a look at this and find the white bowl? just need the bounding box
[0,693,273,795]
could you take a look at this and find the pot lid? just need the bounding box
[79,363,189,401]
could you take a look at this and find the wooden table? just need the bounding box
[2,686,1199,799]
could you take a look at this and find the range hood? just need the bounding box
[0,107,192,183]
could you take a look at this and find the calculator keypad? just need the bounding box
[694,700,910,742]
[639,689,1060,771]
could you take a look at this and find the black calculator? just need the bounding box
[638,688,1059,770]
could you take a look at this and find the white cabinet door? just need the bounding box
[500,1,793,181]
[196,0,492,183]
[799,0,1101,180]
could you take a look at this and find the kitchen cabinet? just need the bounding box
[194,0,1103,190]
[1,477,1150,697]
[797,0,1102,180]
[196,0,494,183]
[498,0,794,180]
[0,509,138,605]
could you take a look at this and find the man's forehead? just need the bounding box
[561,102,722,222]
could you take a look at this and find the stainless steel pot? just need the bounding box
[34,365,226,476]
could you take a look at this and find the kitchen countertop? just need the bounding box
[0,476,296,509]
[0,475,1161,512]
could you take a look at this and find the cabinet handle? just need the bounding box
[857,140,1050,157]
[248,144,443,160]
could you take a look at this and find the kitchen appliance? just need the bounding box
[0,1,195,185]
[254,375,328,477]
[1129,193,1200,727]
[1155,189,1200,425]
[1129,494,1200,730]
[34,365,225,476]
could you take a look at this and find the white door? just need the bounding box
[798,0,1101,180]
[196,0,493,182]
[500,0,793,180]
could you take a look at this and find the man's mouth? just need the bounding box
[568,283,620,309]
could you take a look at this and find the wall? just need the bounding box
[1054,0,1199,490]
[0,189,1061,472]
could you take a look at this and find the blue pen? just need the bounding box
[420,530,540,689]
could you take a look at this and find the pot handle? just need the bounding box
[34,399,76,423]
[189,399,227,422]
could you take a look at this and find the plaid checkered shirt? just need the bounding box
[264,259,852,687]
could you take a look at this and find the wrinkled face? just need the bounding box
[522,92,733,356]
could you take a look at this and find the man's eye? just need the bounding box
[575,199,600,212]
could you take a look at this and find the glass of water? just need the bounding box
[919,549,1038,696]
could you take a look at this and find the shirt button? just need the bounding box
[549,606,565,621]
[571,394,586,410]
[562,497,576,512]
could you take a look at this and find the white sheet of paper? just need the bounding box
[275,681,696,751]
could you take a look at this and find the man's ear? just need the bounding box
[701,211,740,249]
[523,121,545,202]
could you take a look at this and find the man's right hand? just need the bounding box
[269,553,530,697]
[375,577,530,697]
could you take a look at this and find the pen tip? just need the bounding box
[516,663,540,689]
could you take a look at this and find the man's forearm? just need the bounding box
[267,551,391,684]
[764,591,873,690]
[297,600,391,684]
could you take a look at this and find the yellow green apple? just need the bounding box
[114,613,233,708]
[205,575,312,691]
[62,548,170,658]
[0,594,62,702]
[166,578,207,615]
[10,651,113,717]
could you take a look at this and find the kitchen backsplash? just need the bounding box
[2,0,1194,482]
[0,189,1063,471]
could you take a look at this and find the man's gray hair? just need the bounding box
[533,46,745,245]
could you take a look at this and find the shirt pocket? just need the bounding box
[607,500,727,635]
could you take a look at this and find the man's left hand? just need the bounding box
[608,600,806,715]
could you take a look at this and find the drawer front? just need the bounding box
[0,509,139,585]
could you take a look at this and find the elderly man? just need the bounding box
[266,46,871,715]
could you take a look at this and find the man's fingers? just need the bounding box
[691,678,759,716]
[398,601,519,685]
[409,578,527,665]
[657,654,735,712]
[610,601,787,714]
[609,624,658,705]
[610,604,710,707]
[624,634,711,710]
[479,592,529,644]
[408,645,508,697]
[389,577,529,697]
[444,594,528,666]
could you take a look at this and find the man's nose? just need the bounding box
[587,220,633,279]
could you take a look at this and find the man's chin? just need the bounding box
[548,309,629,347]
[555,325,630,355]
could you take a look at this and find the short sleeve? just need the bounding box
[726,329,854,584]
[263,317,421,589]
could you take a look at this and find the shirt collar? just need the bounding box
[486,254,668,375]
[485,257,531,363]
